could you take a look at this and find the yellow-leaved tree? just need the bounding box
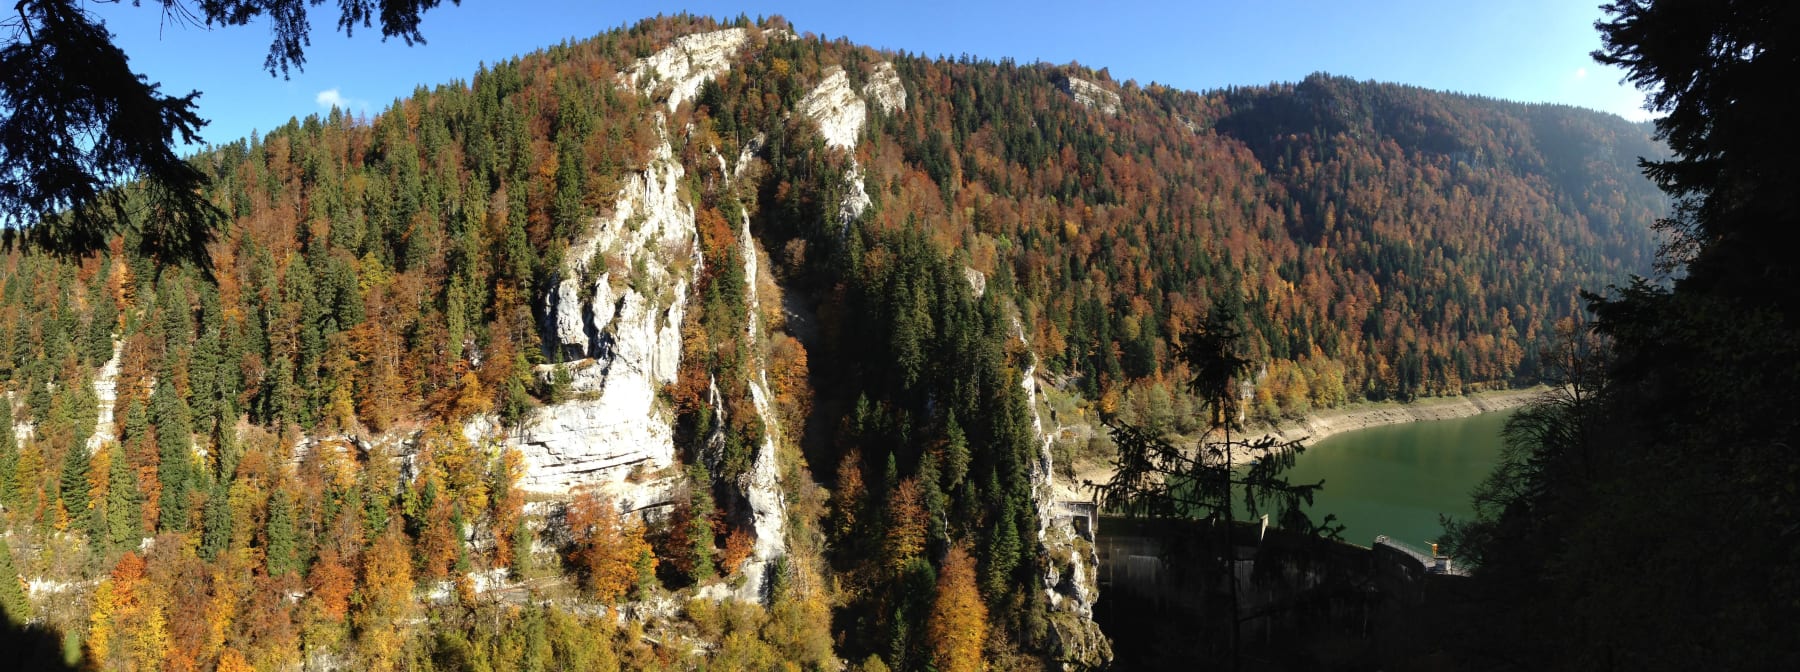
[927,546,988,672]
[355,521,415,672]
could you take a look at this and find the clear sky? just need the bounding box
[90,0,1654,153]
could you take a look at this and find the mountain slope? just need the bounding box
[0,15,1664,671]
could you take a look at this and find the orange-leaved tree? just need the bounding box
[565,485,655,602]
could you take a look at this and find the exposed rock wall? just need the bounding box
[474,29,761,500]
[1061,76,1121,115]
[84,341,123,454]
[797,65,884,230]
[864,61,907,114]
[734,206,787,601]
[621,27,750,112]
[1019,332,1114,669]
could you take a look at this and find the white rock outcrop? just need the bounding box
[622,28,750,112]
[798,65,890,230]
[1017,328,1113,668]
[1061,75,1121,116]
[504,121,697,496]
[478,31,765,499]
[864,61,907,114]
[84,341,123,454]
[733,207,788,601]
[798,68,866,151]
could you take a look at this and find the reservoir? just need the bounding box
[1281,409,1516,550]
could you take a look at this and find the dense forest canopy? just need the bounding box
[0,14,1667,671]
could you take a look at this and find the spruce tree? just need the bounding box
[105,443,141,550]
[58,443,90,534]
[0,401,17,508]
[265,487,297,577]
[685,465,716,583]
[152,378,193,532]
[200,481,231,561]
[943,413,970,491]
[121,397,149,451]
[0,535,29,626]
[85,282,116,367]
[918,450,947,543]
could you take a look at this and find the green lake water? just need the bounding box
[1280,409,1515,550]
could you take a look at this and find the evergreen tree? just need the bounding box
[683,465,716,583]
[266,486,298,577]
[0,535,29,626]
[85,282,117,367]
[58,442,90,534]
[450,504,471,573]
[942,413,969,491]
[917,452,947,544]
[120,397,148,451]
[152,378,194,532]
[200,481,231,561]
[211,404,239,481]
[0,401,17,508]
[105,443,141,550]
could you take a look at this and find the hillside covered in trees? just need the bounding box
[0,15,1664,671]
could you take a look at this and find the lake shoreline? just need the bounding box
[1238,386,1547,448]
[1059,386,1548,501]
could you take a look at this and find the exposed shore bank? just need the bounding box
[1239,385,1547,447]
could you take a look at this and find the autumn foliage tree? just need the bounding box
[927,546,987,672]
[564,485,655,603]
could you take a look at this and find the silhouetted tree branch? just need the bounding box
[0,0,457,267]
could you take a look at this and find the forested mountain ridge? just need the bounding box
[0,15,1663,671]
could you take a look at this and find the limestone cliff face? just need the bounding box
[472,29,759,502]
[84,342,122,454]
[1060,75,1121,115]
[797,65,894,230]
[621,27,751,112]
[471,30,801,605]
[1020,339,1114,669]
[732,204,787,601]
[864,61,908,115]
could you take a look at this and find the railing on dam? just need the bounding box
[1373,535,1466,576]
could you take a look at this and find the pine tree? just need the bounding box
[105,443,141,550]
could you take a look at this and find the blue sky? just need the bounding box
[92,0,1653,152]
